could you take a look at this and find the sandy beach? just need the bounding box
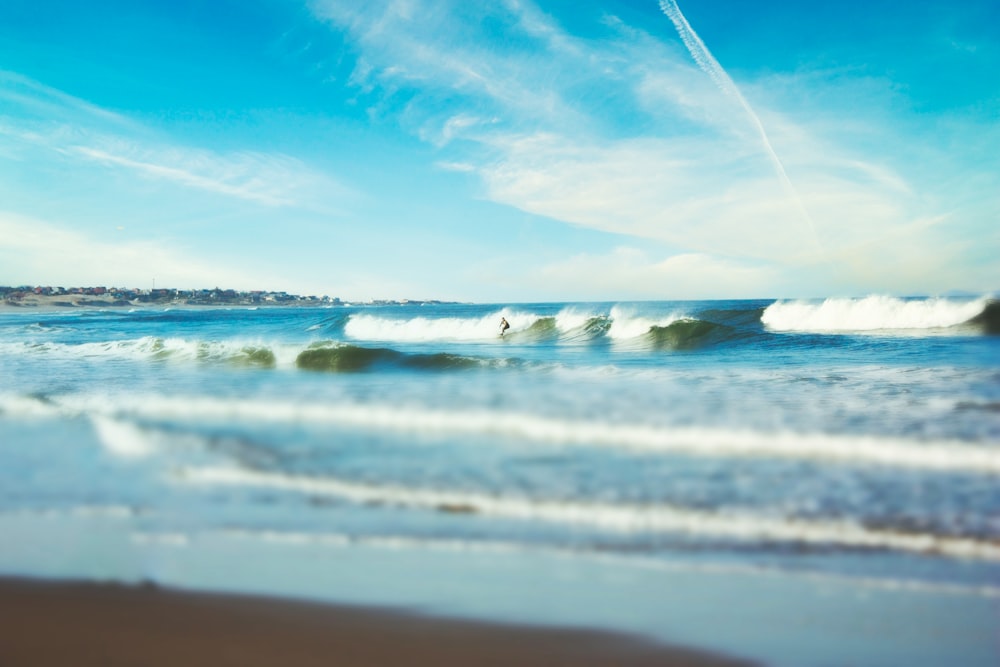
[0,578,756,667]
[0,295,173,312]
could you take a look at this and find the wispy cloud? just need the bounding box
[0,72,351,210]
[64,144,332,208]
[310,0,598,131]
[2,3,994,299]
[530,247,782,300]
[475,130,919,267]
[0,70,135,128]
[309,0,999,295]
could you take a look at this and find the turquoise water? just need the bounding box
[1,296,998,665]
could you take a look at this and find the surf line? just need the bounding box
[657,0,824,258]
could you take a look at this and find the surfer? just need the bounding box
[499,317,510,337]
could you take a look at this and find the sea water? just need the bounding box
[1,296,998,665]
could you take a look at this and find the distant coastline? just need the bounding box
[0,286,448,309]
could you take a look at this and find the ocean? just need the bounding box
[1,296,998,666]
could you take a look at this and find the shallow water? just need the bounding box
[1,296,998,665]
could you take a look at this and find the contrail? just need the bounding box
[657,0,822,254]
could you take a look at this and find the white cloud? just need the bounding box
[526,247,782,300]
[419,113,496,147]
[3,4,995,301]
[477,132,820,262]
[0,211,267,290]
[474,125,989,292]
[310,0,999,296]
[435,160,476,172]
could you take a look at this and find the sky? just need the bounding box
[1,0,997,302]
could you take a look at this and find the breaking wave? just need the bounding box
[762,296,992,333]
[0,337,282,367]
[343,306,724,346]
[969,300,1000,334]
[343,309,533,342]
[0,338,498,372]
[647,320,735,350]
[607,305,683,340]
[0,298,992,376]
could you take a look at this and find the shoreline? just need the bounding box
[0,294,324,311]
[0,576,755,667]
[0,291,458,311]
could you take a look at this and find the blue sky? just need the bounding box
[1,0,997,301]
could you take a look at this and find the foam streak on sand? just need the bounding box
[168,529,1000,599]
[176,466,1000,561]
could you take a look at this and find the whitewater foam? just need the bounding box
[0,393,61,418]
[344,309,542,342]
[90,415,156,458]
[554,308,598,332]
[607,305,683,340]
[44,394,1000,474]
[176,466,1000,562]
[762,296,988,332]
[0,336,298,368]
[341,307,685,343]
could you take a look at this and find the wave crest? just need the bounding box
[647,320,733,350]
[344,310,529,342]
[343,308,608,343]
[296,344,482,373]
[762,296,990,333]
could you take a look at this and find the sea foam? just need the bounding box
[177,466,1000,562]
[344,309,537,342]
[762,296,989,332]
[48,394,1000,474]
[607,305,684,340]
[90,415,156,458]
[343,307,674,343]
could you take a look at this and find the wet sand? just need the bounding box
[0,578,756,666]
